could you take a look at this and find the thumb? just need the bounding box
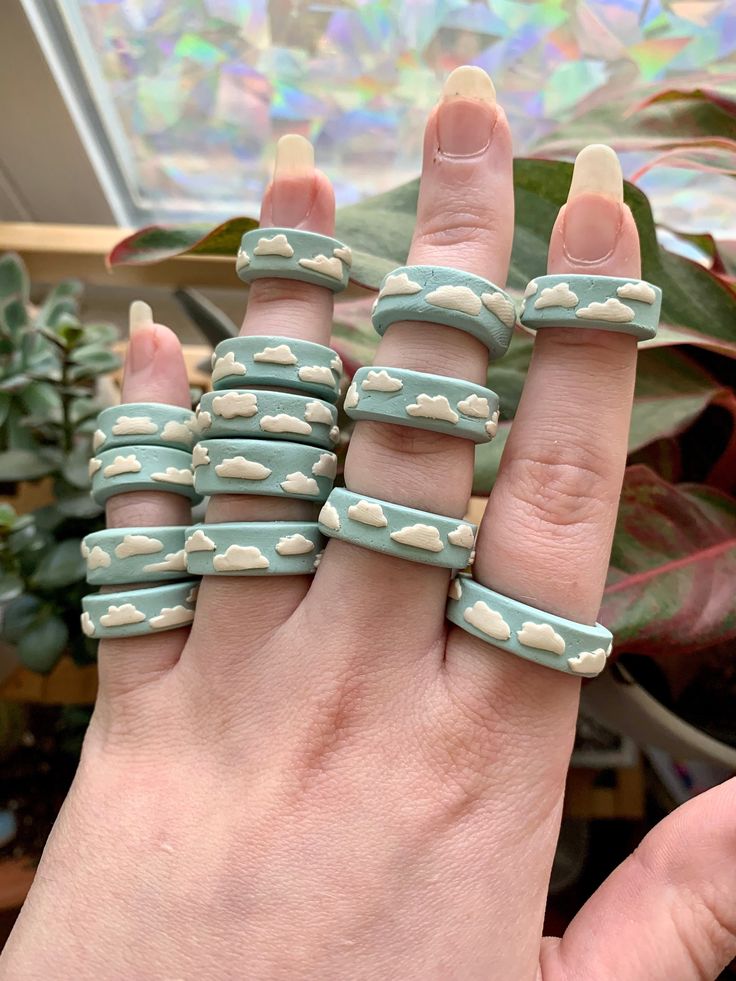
[541,777,736,980]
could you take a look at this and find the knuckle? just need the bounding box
[106,490,189,529]
[246,278,329,331]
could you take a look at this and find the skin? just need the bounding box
[1,76,735,981]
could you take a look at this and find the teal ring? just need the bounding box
[94,403,196,452]
[519,274,661,341]
[236,228,351,292]
[193,439,337,502]
[446,575,612,678]
[82,526,189,586]
[81,580,199,639]
[318,487,476,569]
[211,336,341,403]
[90,446,201,506]
[371,265,516,360]
[345,366,499,444]
[197,390,338,449]
[185,522,324,576]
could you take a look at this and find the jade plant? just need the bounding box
[0,253,121,672]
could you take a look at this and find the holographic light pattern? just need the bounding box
[56,1,736,233]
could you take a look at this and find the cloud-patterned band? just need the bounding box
[210,335,342,403]
[197,389,338,449]
[81,526,190,586]
[371,265,516,361]
[94,403,196,452]
[446,575,613,678]
[318,487,477,569]
[235,227,351,293]
[90,446,202,506]
[193,438,337,502]
[185,522,325,576]
[81,580,199,640]
[519,274,661,341]
[345,366,500,444]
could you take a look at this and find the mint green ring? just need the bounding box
[94,403,196,452]
[371,265,516,360]
[446,575,612,678]
[90,446,201,505]
[520,274,661,341]
[193,439,337,502]
[185,522,324,576]
[197,390,338,449]
[345,367,499,443]
[318,487,476,569]
[82,526,189,586]
[81,580,199,639]
[211,336,341,402]
[236,228,351,292]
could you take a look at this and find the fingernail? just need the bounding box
[437,66,497,157]
[271,134,316,226]
[127,300,155,375]
[563,144,623,262]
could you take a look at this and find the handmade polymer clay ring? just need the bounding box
[519,274,661,341]
[318,487,476,569]
[82,526,189,586]
[210,336,342,403]
[236,228,351,292]
[193,439,337,502]
[446,576,612,678]
[94,403,196,452]
[90,446,201,505]
[81,580,199,640]
[371,265,516,360]
[344,366,500,443]
[197,390,338,449]
[185,522,324,576]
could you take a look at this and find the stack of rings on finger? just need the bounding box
[235,227,352,293]
[185,522,324,576]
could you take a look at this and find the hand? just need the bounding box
[3,67,734,981]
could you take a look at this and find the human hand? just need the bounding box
[3,67,735,981]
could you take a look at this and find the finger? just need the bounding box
[310,66,514,653]
[540,776,736,980]
[190,135,337,648]
[96,302,193,705]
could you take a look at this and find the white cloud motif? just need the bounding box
[260,414,312,435]
[534,282,579,310]
[103,454,141,478]
[361,370,403,392]
[212,392,258,419]
[115,535,163,558]
[192,444,210,468]
[485,410,500,438]
[343,383,359,410]
[215,456,272,480]
[313,550,324,569]
[88,457,102,477]
[457,394,490,418]
[211,351,247,383]
[329,426,340,443]
[448,524,475,549]
[253,233,294,257]
[80,541,89,559]
[100,603,146,627]
[186,585,199,604]
[347,500,387,527]
[298,365,335,386]
[86,546,111,570]
[425,284,481,316]
[304,400,333,425]
[298,254,343,280]
[280,472,319,496]
[112,415,158,436]
[616,281,656,304]
[142,549,187,573]
[575,298,635,323]
[447,578,463,601]
[185,529,216,552]
[192,410,212,434]
[213,545,270,571]
[160,419,193,446]
[276,534,315,555]
[149,605,195,629]
[517,621,566,655]
[567,649,608,676]
[524,280,538,298]
[390,524,444,552]
[378,272,423,297]
[481,291,516,328]
[93,429,106,451]
[319,502,341,530]
[235,250,250,272]
[253,344,297,365]
[333,245,352,266]
[151,467,194,486]
[80,611,95,637]
[330,354,343,373]
[312,453,337,479]
[463,601,511,641]
[406,394,458,424]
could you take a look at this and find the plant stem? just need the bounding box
[60,348,73,455]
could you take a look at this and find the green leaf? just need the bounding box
[473,422,511,494]
[0,594,43,643]
[19,380,62,418]
[108,218,256,266]
[36,279,82,328]
[30,538,85,590]
[0,253,29,305]
[16,616,68,673]
[0,449,55,480]
[0,392,10,428]
[0,572,23,602]
[1,298,28,334]
[60,444,93,489]
[174,288,238,346]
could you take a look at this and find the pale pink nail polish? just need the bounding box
[270,134,316,225]
[127,300,155,375]
[563,144,623,262]
[437,65,497,157]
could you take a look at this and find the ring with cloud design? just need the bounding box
[344,366,500,443]
[185,522,325,576]
[519,274,661,341]
[446,575,613,678]
[81,580,199,640]
[210,336,342,403]
[235,228,351,293]
[82,526,190,586]
[193,439,337,502]
[196,390,338,450]
[371,265,517,361]
[94,403,196,452]
[90,446,201,505]
[318,487,476,569]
